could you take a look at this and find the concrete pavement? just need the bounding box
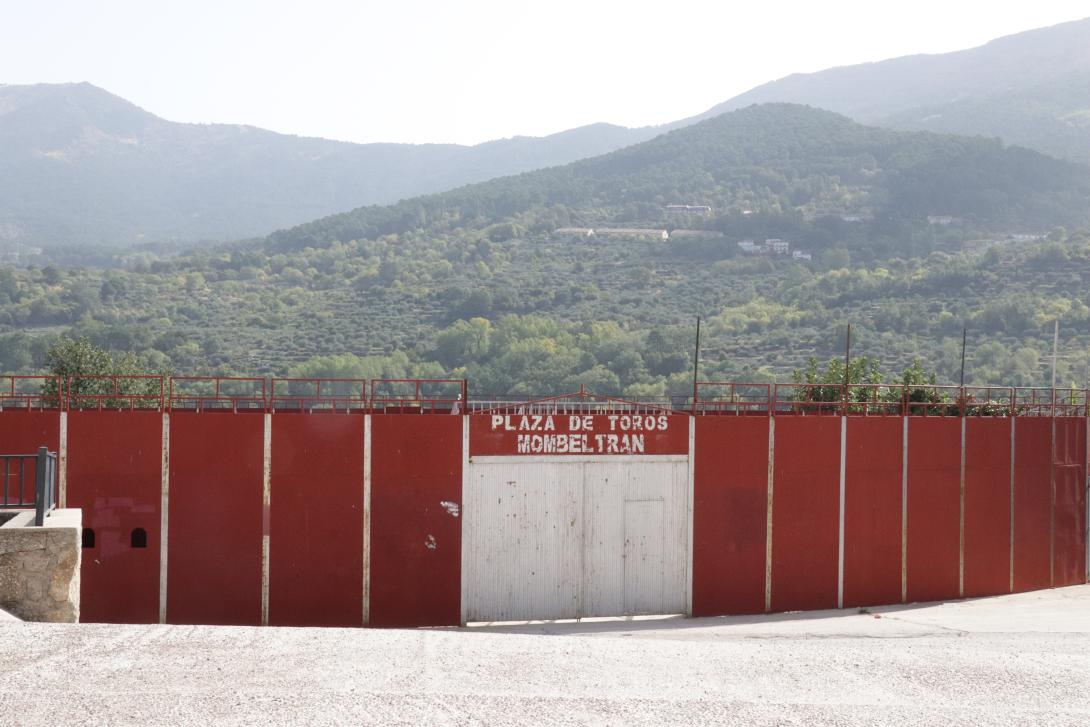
[0,585,1087,725]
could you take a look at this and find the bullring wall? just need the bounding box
[0,408,1084,626]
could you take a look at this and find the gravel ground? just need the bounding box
[0,586,1087,726]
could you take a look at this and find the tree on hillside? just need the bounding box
[433,318,493,368]
[41,337,163,408]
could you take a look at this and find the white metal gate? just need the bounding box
[462,456,689,622]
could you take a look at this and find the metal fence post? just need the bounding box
[35,446,49,526]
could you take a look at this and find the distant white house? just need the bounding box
[764,238,789,255]
[927,215,957,226]
[594,228,669,241]
[665,204,713,216]
[737,239,760,253]
[552,228,596,241]
[808,209,871,223]
[669,229,722,241]
[792,250,813,261]
[737,238,793,256]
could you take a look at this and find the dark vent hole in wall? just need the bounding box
[131,528,147,548]
[82,528,96,548]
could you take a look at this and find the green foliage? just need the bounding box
[791,356,954,413]
[792,355,885,403]
[42,337,164,407]
[897,359,942,405]
[3,228,1089,395]
[285,351,442,381]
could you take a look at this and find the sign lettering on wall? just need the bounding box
[470,413,688,456]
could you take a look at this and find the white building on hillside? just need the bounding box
[665,204,713,216]
[737,239,759,253]
[594,228,669,242]
[764,238,789,255]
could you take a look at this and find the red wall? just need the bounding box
[692,417,769,616]
[269,413,364,627]
[771,416,840,612]
[0,410,60,504]
[167,412,264,625]
[1,406,1080,628]
[1013,417,1052,592]
[0,409,59,452]
[66,410,162,623]
[370,415,462,627]
[906,418,961,602]
[1053,417,1086,587]
[963,418,1013,597]
[843,417,903,608]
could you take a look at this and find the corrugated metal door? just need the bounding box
[624,499,665,614]
[463,457,688,622]
[462,460,583,622]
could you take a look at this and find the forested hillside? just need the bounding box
[1,104,1088,394]
[267,104,1090,255]
[2,224,1088,394]
[0,83,655,249]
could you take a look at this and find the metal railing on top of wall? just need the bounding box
[694,382,1089,417]
[0,374,1086,416]
[0,376,64,410]
[468,386,678,416]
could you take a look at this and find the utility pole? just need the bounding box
[843,323,852,409]
[691,316,701,414]
[1051,319,1060,393]
[1039,319,1073,416]
[959,327,967,388]
[959,326,968,413]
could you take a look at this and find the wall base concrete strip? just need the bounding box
[0,509,82,622]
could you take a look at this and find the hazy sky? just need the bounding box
[2,1,1088,145]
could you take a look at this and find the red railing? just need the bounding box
[691,382,1089,417]
[66,375,165,410]
[960,386,1016,416]
[370,379,467,413]
[0,374,1085,416]
[168,377,267,412]
[471,387,678,416]
[769,383,847,415]
[270,378,368,412]
[1015,387,1087,417]
[0,376,63,410]
[771,383,1011,417]
[693,383,771,415]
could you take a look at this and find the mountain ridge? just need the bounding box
[264,102,1090,255]
[6,16,1090,250]
[692,16,1090,163]
[0,82,657,248]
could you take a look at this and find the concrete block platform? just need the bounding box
[0,508,81,622]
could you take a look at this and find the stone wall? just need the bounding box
[0,509,81,622]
